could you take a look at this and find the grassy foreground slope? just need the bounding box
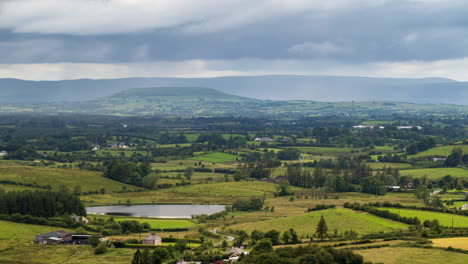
[229,208,408,236]
[0,165,140,192]
[0,246,134,264]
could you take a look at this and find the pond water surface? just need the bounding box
[86,204,226,218]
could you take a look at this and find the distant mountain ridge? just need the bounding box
[0,75,466,105]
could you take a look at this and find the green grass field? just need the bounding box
[229,208,408,236]
[114,218,195,229]
[378,208,468,227]
[191,152,241,163]
[0,164,141,192]
[0,245,134,264]
[356,247,468,264]
[408,145,468,159]
[399,168,468,179]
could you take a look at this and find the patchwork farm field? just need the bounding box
[355,247,468,264]
[289,146,357,156]
[399,168,468,179]
[228,208,408,236]
[191,152,241,162]
[378,208,468,227]
[0,164,141,192]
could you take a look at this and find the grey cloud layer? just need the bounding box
[0,0,468,65]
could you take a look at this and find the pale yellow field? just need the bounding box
[431,237,468,250]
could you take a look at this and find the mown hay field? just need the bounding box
[431,237,468,250]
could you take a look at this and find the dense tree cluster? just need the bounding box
[103,160,152,186]
[406,137,436,155]
[0,189,86,217]
[232,197,264,211]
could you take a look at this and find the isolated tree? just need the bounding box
[88,234,101,247]
[142,248,151,264]
[316,216,328,241]
[289,228,300,244]
[73,185,81,195]
[132,249,144,264]
[94,242,107,255]
[184,166,194,180]
[142,172,160,189]
[252,238,273,253]
[282,230,290,244]
[445,147,463,167]
[152,247,170,264]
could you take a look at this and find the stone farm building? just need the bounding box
[142,233,162,245]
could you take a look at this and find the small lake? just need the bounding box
[86,204,226,218]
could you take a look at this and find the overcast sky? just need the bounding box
[1,0,468,80]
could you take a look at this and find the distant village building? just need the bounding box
[92,145,100,151]
[397,126,422,130]
[353,125,384,129]
[432,157,446,162]
[177,260,201,264]
[142,233,162,245]
[107,142,129,148]
[254,137,274,142]
[71,215,89,224]
[225,247,249,256]
[386,185,401,192]
[0,150,7,157]
[223,247,249,262]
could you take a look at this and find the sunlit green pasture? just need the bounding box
[378,208,468,227]
[399,168,468,179]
